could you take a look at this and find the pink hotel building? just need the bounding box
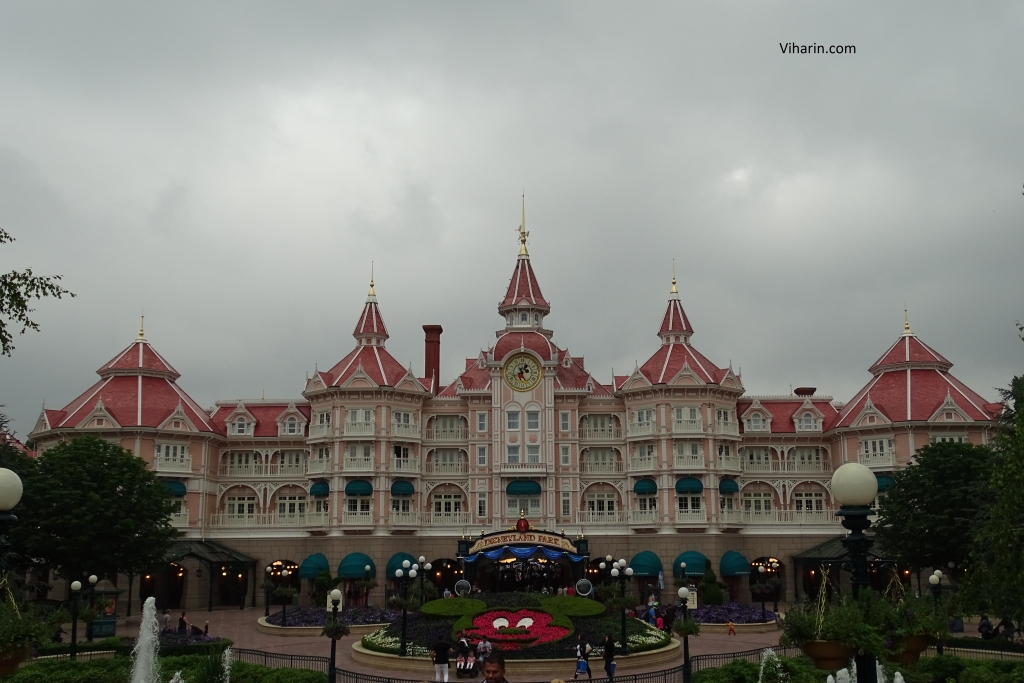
[29,228,1003,610]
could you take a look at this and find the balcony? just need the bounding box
[717,455,742,471]
[425,461,467,476]
[576,511,624,525]
[309,423,333,439]
[675,509,708,524]
[306,458,330,474]
[342,456,375,472]
[716,421,740,437]
[719,509,743,525]
[744,423,770,433]
[218,463,306,477]
[343,421,375,438]
[580,460,623,474]
[627,421,655,437]
[209,512,330,527]
[629,510,659,525]
[392,423,421,439]
[738,509,838,524]
[425,427,468,441]
[423,512,471,526]
[672,419,703,435]
[628,456,657,471]
[389,511,420,527]
[169,511,189,527]
[859,452,896,468]
[342,511,374,526]
[390,457,421,474]
[155,456,192,474]
[496,461,546,474]
[581,426,622,440]
[741,460,774,474]
[673,454,703,469]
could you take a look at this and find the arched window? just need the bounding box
[520,312,528,324]
[234,417,247,435]
[750,413,763,430]
[801,413,816,430]
[286,416,297,434]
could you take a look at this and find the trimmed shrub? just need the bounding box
[540,596,605,617]
[421,597,486,618]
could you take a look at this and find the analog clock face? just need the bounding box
[503,353,542,392]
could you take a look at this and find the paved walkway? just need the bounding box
[121,607,784,679]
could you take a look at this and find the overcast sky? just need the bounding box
[2,2,1023,437]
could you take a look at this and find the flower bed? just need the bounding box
[692,602,776,624]
[265,605,399,627]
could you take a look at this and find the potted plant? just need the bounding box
[0,602,52,675]
[321,615,351,640]
[883,595,947,665]
[781,597,882,670]
[672,616,701,637]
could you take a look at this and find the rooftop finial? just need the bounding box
[517,193,529,256]
[903,305,912,335]
[671,259,678,295]
[137,314,146,342]
[368,262,376,298]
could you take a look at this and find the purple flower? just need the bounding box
[691,603,775,624]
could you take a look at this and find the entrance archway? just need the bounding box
[267,560,299,605]
[750,556,784,604]
[140,562,187,611]
[429,559,461,594]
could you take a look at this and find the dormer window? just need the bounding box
[534,314,539,325]
[520,312,528,324]
[749,413,763,430]
[232,417,249,436]
[801,413,816,430]
[285,416,298,434]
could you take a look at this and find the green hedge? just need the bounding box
[421,597,486,618]
[8,654,327,683]
[540,596,606,617]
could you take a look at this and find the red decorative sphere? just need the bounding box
[515,517,530,533]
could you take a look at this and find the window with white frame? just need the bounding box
[930,434,966,444]
[561,492,571,517]
[718,444,732,457]
[391,497,411,513]
[507,445,520,464]
[793,490,824,512]
[719,494,735,511]
[674,406,699,421]
[317,411,331,425]
[284,416,299,434]
[348,409,373,423]
[393,444,411,463]
[347,443,374,460]
[742,491,773,512]
[674,441,701,459]
[393,411,411,425]
[526,411,540,430]
[226,451,252,467]
[635,408,654,424]
[281,450,304,469]
[433,449,461,468]
[477,412,488,433]
[717,408,731,422]
[316,446,330,462]
[677,495,701,511]
[799,412,817,430]
[638,495,657,512]
[794,447,822,468]
[477,446,487,466]
[226,495,256,516]
[169,496,184,514]
[315,498,329,513]
[507,411,520,430]
[477,492,487,518]
[346,496,370,514]
[526,445,540,463]
[508,494,541,516]
[635,443,656,459]
[861,438,894,459]
[560,411,570,432]
[747,413,765,431]
[743,446,769,466]
[231,417,249,435]
[585,492,617,514]
[156,443,188,461]
[560,445,570,466]
[277,494,307,516]
[433,493,463,516]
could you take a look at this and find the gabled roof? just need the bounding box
[637,340,726,386]
[869,331,951,374]
[353,291,389,341]
[98,340,180,379]
[498,256,549,313]
[209,402,312,437]
[737,398,840,433]
[658,279,693,340]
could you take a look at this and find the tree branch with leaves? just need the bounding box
[0,228,74,356]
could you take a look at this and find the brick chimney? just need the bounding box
[423,325,443,395]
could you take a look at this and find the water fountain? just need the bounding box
[130,596,161,683]
[758,648,788,683]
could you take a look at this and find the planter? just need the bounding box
[0,646,32,676]
[801,640,855,671]
[886,634,929,665]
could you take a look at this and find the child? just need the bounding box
[727,620,736,636]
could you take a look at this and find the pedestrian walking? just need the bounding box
[573,635,593,680]
[727,620,736,636]
[431,634,453,683]
[602,635,616,680]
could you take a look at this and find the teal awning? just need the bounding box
[629,551,663,577]
[310,481,330,497]
[391,480,414,496]
[673,551,708,577]
[718,478,739,494]
[163,481,187,497]
[298,553,330,579]
[338,552,376,579]
[386,552,417,578]
[876,475,895,492]
[345,480,373,496]
[675,477,704,494]
[633,478,657,495]
[720,550,751,577]
[506,480,541,496]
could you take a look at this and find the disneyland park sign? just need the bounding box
[468,531,578,555]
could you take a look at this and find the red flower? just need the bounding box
[466,610,569,650]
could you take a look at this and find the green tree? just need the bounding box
[874,441,995,571]
[699,566,725,605]
[11,435,177,582]
[0,228,74,356]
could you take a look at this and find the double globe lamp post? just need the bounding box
[394,558,422,656]
[609,558,633,657]
[678,560,692,683]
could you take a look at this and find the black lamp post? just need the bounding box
[929,571,944,655]
[833,463,880,683]
[610,559,633,657]
[395,560,417,656]
[678,561,692,683]
[264,565,273,618]
[329,588,342,682]
[86,574,98,642]
[364,564,372,607]
[280,569,290,627]
[417,556,432,600]
[756,565,768,623]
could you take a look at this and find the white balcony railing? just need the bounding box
[343,421,375,437]
[209,512,330,527]
[716,420,740,436]
[744,423,770,433]
[342,456,374,472]
[424,512,471,526]
[672,419,703,434]
[739,509,838,524]
[389,511,420,526]
[580,460,623,474]
[581,426,622,440]
[425,427,468,441]
[576,511,625,525]
[169,511,189,527]
[741,460,774,474]
[425,461,467,475]
[392,423,421,439]
[859,452,896,468]
[629,510,659,525]
[627,421,655,437]
[719,509,743,524]
[496,461,546,473]
[675,509,708,524]
[309,423,332,438]
[390,457,420,473]
[155,456,192,473]
[742,459,834,473]
[219,463,306,477]
[718,455,742,471]
[342,511,374,525]
[306,458,330,474]
[673,454,703,469]
[628,456,657,471]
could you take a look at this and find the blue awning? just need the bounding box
[391,480,414,496]
[720,550,751,577]
[633,478,657,495]
[876,475,896,492]
[163,481,187,497]
[338,552,376,579]
[345,480,373,496]
[298,553,330,579]
[718,478,739,494]
[629,551,663,577]
[675,477,704,494]
[386,552,417,577]
[506,480,542,496]
[310,481,330,497]
[673,551,708,577]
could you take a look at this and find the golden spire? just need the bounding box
[136,315,146,342]
[517,193,529,256]
[903,306,912,335]
[671,259,678,295]
[368,261,375,297]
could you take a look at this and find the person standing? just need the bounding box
[573,634,593,680]
[431,634,453,683]
[162,609,171,632]
[602,635,616,680]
